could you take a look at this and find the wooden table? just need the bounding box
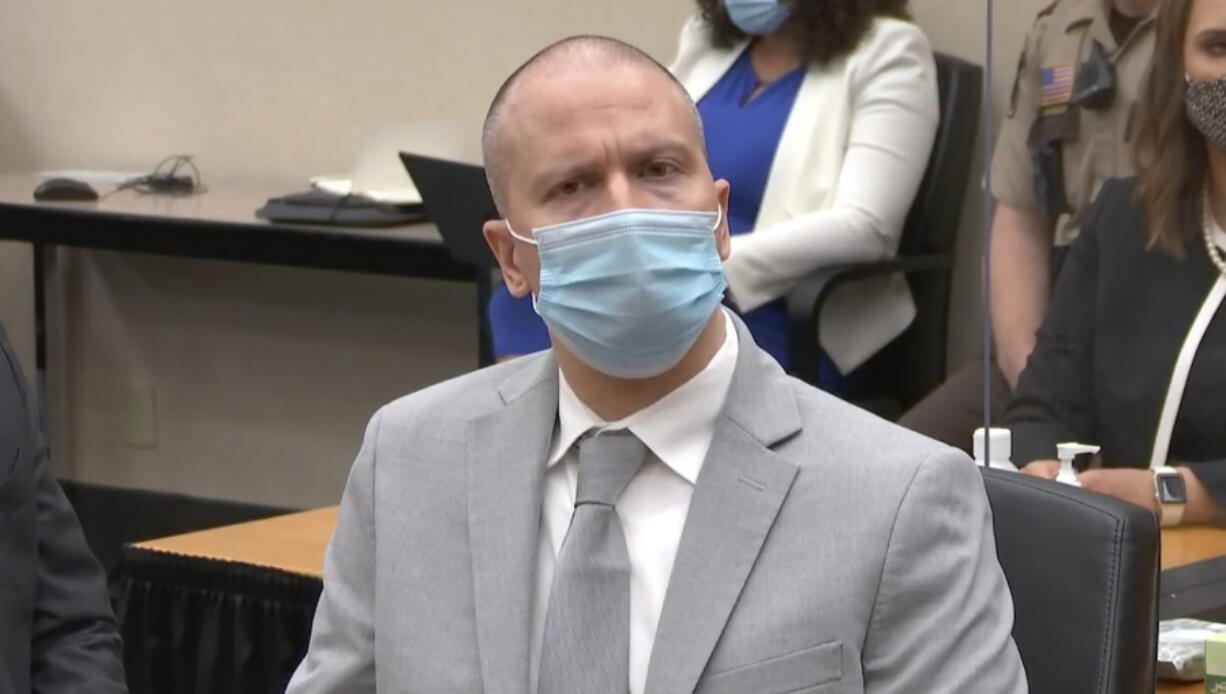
[135,509,1226,584]
[1163,526,1226,571]
[1157,527,1226,693]
[131,506,339,578]
[1159,673,1205,691]
[116,507,343,693]
[133,509,1226,692]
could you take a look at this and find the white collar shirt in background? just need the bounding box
[528,309,739,694]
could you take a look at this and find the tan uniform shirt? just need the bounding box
[990,0,1155,246]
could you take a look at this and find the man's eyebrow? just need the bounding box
[626,135,700,160]
[527,160,601,190]
[523,133,703,192]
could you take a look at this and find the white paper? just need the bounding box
[309,174,421,205]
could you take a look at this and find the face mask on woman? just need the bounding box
[723,0,793,36]
[1187,73,1226,151]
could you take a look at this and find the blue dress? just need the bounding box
[487,49,853,392]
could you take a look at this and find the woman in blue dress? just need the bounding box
[488,0,938,395]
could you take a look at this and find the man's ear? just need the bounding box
[482,219,534,298]
[713,178,732,260]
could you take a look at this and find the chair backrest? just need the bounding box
[901,52,983,256]
[861,52,983,411]
[980,469,1160,694]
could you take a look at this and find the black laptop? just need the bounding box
[399,152,498,270]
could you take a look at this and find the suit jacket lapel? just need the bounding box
[467,355,558,694]
[644,315,803,694]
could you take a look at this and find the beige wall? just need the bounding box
[0,0,1048,508]
[909,0,1054,367]
[911,0,988,368]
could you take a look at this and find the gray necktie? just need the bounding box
[539,430,647,694]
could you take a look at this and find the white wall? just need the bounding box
[0,0,1048,509]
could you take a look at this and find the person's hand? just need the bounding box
[1020,460,1059,479]
[1076,468,1157,512]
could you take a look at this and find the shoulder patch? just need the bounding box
[1040,64,1075,110]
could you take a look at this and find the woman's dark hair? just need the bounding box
[1132,0,1203,256]
[694,0,912,66]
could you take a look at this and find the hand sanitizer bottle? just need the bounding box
[1055,442,1101,487]
[973,428,1018,471]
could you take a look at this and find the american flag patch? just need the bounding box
[1041,65,1074,107]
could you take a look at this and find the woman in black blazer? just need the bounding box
[1006,0,1226,526]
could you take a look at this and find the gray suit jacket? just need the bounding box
[289,316,1027,693]
[0,323,127,693]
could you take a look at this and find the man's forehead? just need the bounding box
[498,63,700,153]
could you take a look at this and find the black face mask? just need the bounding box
[1187,74,1226,151]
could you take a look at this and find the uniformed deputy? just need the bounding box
[901,0,1159,452]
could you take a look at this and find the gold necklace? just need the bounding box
[1202,189,1226,276]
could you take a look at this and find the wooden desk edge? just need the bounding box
[131,506,339,579]
[1156,682,1203,693]
[130,509,1226,692]
[125,545,323,579]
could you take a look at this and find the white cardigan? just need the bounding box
[670,16,939,374]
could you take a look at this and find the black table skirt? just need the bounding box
[112,546,321,694]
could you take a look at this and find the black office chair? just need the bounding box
[785,53,983,417]
[980,468,1160,694]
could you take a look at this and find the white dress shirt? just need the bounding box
[528,309,739,694]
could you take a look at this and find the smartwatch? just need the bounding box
[1153,466,1187,527]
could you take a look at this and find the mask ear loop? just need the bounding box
[505,219,539,246]
[501,218,543,313]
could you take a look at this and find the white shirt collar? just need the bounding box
[547,309,739,484]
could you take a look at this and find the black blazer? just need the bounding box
[1007,177,1226,506]
[0,323,126,692]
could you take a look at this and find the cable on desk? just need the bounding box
[106,155,209,198]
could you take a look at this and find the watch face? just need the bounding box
[1157,473,1188,504]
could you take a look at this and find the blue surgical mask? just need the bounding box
[507,207,726,379]
[724,0,792,36]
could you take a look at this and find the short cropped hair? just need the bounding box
[481,35,704,214]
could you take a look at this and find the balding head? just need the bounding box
[477,34,730,330]
[481,35,705,214]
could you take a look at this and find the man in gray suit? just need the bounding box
[289,36,1027,693]
[0,321,127,693]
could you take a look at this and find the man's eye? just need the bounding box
[643,161,679,178]
[553,180,584,197]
